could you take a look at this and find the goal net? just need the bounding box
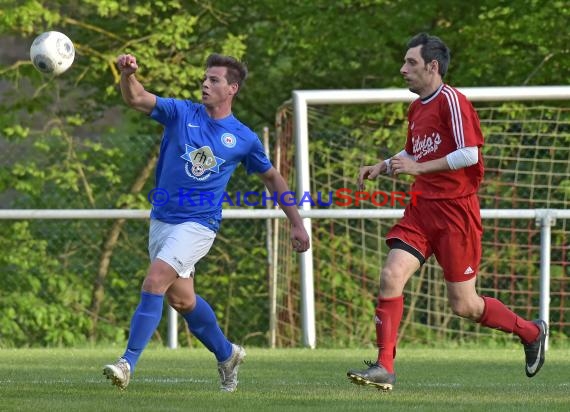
[272,87,570,348]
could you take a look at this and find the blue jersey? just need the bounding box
[149,96,272,231]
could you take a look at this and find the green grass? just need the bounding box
[0,346,568,411]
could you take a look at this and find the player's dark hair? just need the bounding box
[407,33,450,78]
[206,53,248,92]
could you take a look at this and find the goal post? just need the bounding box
[291,86,570,349]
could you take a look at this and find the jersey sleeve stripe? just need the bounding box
[442,86,465,149]
[441,87,463,148]
[442,87,463,149]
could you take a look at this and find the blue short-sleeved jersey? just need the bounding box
[149,96,272,231]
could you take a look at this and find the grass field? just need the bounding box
[0,345,568,412]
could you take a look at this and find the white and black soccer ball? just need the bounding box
[30,31,75,76]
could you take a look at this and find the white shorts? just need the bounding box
[148,220,216,279]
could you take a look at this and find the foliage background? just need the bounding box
[0,0,568,347]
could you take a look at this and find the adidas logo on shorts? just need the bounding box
[464,266,474,275]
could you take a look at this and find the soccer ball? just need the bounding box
[30,31,75,76]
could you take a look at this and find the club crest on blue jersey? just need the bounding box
[181,144,226,181]
[221,133,237,148]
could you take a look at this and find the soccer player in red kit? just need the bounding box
[347,32,547,391]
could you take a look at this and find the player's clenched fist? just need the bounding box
[116,54,138,74]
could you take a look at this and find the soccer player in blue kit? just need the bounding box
[103,53,310,392]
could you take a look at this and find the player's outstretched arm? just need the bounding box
[260,167,310,253]
[390,155,449,175]
[116,54,156,114]
[390,146,478,176]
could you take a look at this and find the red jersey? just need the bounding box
[405,84,484,199]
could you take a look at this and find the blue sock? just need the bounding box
[122,291,164,373]
[182,295,232,362]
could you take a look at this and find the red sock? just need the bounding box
[375,296,404,373]
[479,296,540,344]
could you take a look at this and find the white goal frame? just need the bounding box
[292,85,570,349]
